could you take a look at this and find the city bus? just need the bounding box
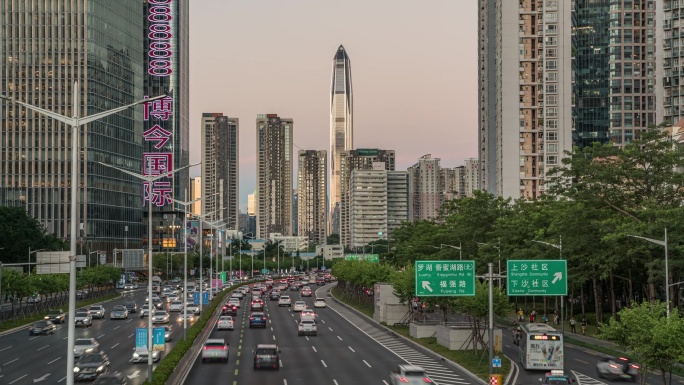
[519,323,563,371]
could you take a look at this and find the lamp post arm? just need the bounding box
[1,96,74,124]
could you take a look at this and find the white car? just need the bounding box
[74,311,93,327]
[231,292,244,300]
[228,298,241,308]
[169,300,184,312]
[178,309,197,323]
[201,339,228,363]
[278,295,292,307]
[168,294,180,302]
[140,304,155,318]
[300,309,316,322]
[131,348,161,363]
[293,301,307,312]
[145,295,160,303]
[152,310,170,324]
[88,305,106,319]
[73,338,99,358]
[314,298,326,308]
[216,316,234,330]
[123,283,135,290]
[298,319,317,336]
[186,304,200,315]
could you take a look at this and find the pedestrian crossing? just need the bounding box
[327,297,474,385]
[572,370,608,385]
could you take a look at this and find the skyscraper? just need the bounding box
[298,150,328,246]
[256,114,293,239]
[407,155,442,222]
[0,0,146,253]
[478,0,573,199]
[190,177,202,216]
[200,113,239,230]
[330,45,353,235]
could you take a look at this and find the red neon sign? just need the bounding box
[147,0,173,76]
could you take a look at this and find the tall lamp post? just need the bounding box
[206,219,227,292]
[627,229,670,318]
[477,241,502,287]
[169,190,205,340]
[99,161,198,383]
[1,85,167,385]
[530,237,564,337]
[28,248,45,275]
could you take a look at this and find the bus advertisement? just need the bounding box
[519,323,563,370]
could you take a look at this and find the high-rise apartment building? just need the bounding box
[297,150,328,246]
[247,192,256,216]
[330,45,353,235]
[574,0,660,148]
[0,1,147,253]
[339,149,395,248]
[256,114,293,239]
[349,170,407,248]
[200,113,239,230]
[441,167,465,201]
[479,0,573,199]
[463,158,479,197]
[407,155,442,221]
[190,177,202,216]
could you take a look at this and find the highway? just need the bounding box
[185,283,477,385]
[0,287,196,385]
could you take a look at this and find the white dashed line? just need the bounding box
[321,360,327,368]
[37,345,49,351]
[127,334,134,338]
[0,346,11,352]
[9,374,27,384]
[97,334,105,338]
[312,346,317,352]
[349,346,355,352]
[3,358,19,365]
[111,343,120,349]
[363,359,371,368]
[337,336,343,341]
[47,357,61,365]
[328,326,333,331]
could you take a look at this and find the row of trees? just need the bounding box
[0,206,67,265]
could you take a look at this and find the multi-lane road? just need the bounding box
[0,288,196,385]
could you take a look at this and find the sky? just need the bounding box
[188,0,477,211]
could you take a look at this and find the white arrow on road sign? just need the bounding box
[552,271,563,284]
[421,281,433,293]
[33,373,51,383]
[127,370,140,379]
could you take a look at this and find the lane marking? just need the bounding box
[329,327,333,332]
[0,346,11,352]
[9,374,27,384]
[37,345,50,351]
[363,359,371,368]
[321,360,327,368]
[334,380,339,385]
[97,334,105,338]
[273,335,276,340]
[280,359,283,368]
[47,357,61,365]
[58,376,66,382]
[312,346,317,352]
[383,381,389,385]
[321,319,326,323]
[337,336,343,341]
[127,334,134,338]
[63,337,67,340]
[4,358,19,365]
[112,343,120,349]
[29,336,40,341]
[113,326,120,330]
[349,346,355,352]
[576,359,589,364]
[284,380,288,385]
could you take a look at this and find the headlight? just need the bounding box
[73,367,80,373]
[97,365,104,372]
[133,353,139,358]
[85,348,93,353]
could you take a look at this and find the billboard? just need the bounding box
[122,249,146,268]
[36,252,85,274]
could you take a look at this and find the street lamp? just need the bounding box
[28,248,45,276]
[99,161,198,383]
[206,219,227,292]
[1,83,168,385]
[192,206,224,313]
[476,241,502,287]
[530,237,565,337]
[429,243,462,260]
[626,228,670,317]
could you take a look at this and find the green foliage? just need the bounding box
[601,301,684,385]
[0,206,67,264]
[390,265,415,306]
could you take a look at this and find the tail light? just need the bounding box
[250,317,254,320]
[619,357,628,361]
[609,364,620,369]
[398,378,409,383]
[423,378,433,383]
[631,364,640,369]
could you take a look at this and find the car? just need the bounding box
[74,351,110,381]
[231,292,244,300]
[27,293,42,303]
[301,287,312,297]
[161,325,173,341]
[46,308,66,324]
[123,283,135,290]
[298,319,317,336]
[389,364,433,385]
[145,295,160,303]
[169,300,184,312]
[124,301,138,313]
[152,298,164,309]
[290,284,300,291]
[29,320,56,335]
[202,338,229,363]
[596,357,639,381]
[222,304,238,316]
[269,290,281,300]
[314,298,327,308]
[178,309,197,322]
[168,294,180,302]
[140,304,155,318]
[171,277,181,283]
[131,348,160,363]
[109,305,129,320]
[251,299,264,310]
[89,305,106,319]
[249,312,267,328]
[278,295,292,307]
[228,298,241,308]
[217,316,234,330]
[186,303,200,314]
[316,277,325,286]
[152,310,170,324]
[541,370,574,385]
[253,344,280,370]
[92,372,127,385]
[74,311,93,327]
[293,301,307,312]
[73,338,100,358]
[300,309,317,322]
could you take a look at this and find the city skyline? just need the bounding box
[188,0,476,210]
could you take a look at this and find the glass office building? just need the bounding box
[0,0,145,255]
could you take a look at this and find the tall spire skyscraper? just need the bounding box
[330,45,353,235]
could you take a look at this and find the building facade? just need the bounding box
[349,170,407,248]
[256,114,293,239]
[407,155,442,221]
[330,45,353,235]
[297,150,327,246]
[247,192,256,216]
[478,0,573,199]
[190,176,202,216]
[339,149,395,248]
[0,0,147,255]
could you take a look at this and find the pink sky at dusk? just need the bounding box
[189,0,477,210]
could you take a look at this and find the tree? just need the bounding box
[0,206,67,264]
[601,301,684,385]
[326,234,339,245]
[454,281,511,353]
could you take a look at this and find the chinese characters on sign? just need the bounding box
[147,0,173,77]
[506,260,567,296]
[414,260,476,297]
[142,96,173,207]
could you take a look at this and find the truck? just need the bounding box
[151,276,162,294]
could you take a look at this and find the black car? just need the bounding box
[124,301,137,313]
[46,308,66,324]
[253,344,280,370]
[74,351,110,381]
[93,373,127,385]
[28,320,56,336]
[269,291,280,301]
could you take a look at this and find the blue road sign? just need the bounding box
[492,357,502,368]
[135,328,147,349]
[153,327,166,351]
[193,291,209,305]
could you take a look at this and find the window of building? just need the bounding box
[547,155,558,165]
[546,60,557,70]
[546,131,558,141]
[546,119,558,129]
[546,72,557,82]
[545,36,557,46]
[546,84,557,94]
[547,143,558,153]
[546,95,557,106]
[546,108,558,118]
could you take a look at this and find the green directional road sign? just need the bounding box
[507,260,567,296]
[414,260,476,297]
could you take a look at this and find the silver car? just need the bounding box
[74,311,93,327]
[131,348,160,363]
[109,305,128,320]
[140,304,155,318]
[88,305,106,319]
[389,365,433,385]
[73,338,100,358]
[152,310,170,324]
[201,339,228,363]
